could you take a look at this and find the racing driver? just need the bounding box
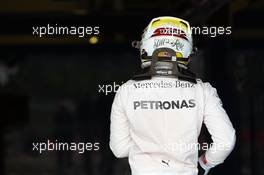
[109,16,236,175]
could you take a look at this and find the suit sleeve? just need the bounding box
[109,87,133,158]
[201,83,236,168]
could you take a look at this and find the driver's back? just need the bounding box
[110,76,235,175]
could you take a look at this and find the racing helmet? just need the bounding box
[139,16,193,68]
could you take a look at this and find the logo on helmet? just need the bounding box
[151,28,188,41]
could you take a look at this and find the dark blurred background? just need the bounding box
[0,0,264,175]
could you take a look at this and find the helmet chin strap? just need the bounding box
[132,48,197,83]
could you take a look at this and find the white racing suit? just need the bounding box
[110,77,236,175]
